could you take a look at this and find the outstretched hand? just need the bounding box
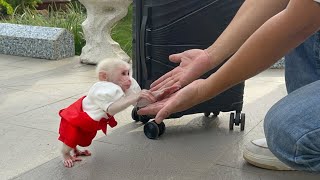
[137,49,213,121]
[138,79,206,123]
[150,49,212,91]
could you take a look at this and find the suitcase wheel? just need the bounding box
[240,113,245,131]
[229,113,235,130]
[131,107,151,124]
[131,107,140,121]
[144,120,166,139]
[158,121,166,136]
[213,111,220,116]
[204,112,211,117]
[204,111,220,117]
[229,112,245,131]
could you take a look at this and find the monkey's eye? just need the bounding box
[122,71,129,76]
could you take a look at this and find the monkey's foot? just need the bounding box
[63,154,82,168]
[74,149,92,157]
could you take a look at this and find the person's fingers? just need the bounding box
[137,104,160,115]
[151,77,177,91]
[150,71,175,89]
[154,100,177,124]
[154,110,169,124]
[169,53,183,63]
[137,101,165,115]
[164,85,181,94]
[154,85,180,101]
[153,83,181,96]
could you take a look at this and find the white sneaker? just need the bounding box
[243,138,294,171]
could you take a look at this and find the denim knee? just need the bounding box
[264,81,320,171]
[295,128,320,171]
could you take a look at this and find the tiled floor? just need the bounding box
[0,54,318,180]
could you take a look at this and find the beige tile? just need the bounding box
[0,123,60,180]
[0,88,61,119]
[0,54,28,65]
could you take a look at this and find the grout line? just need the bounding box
[0,121,58,135]
[10,156,61,180]
[12,93,86,116]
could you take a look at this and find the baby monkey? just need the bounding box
[58,59,178,168]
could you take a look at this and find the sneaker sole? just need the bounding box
[243,147,294,171]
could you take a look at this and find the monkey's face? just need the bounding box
[110,65,131,92]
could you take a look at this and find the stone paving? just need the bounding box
[0,54,318,180]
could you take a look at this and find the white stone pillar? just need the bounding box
[78,0,132,64]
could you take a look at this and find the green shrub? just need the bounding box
[1,3,86,55]
[111,4,132,58]
[0,0,14,15]
[1,0,41,15]
[8,0,42,13]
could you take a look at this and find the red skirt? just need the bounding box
[58,96,117,148]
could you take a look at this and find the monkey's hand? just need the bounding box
[136,89,157,107]
[107,90,156,115]
[136,86,180,107]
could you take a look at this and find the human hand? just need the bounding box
[138,79,206,123]
[150,49,212,91]
[136,86,180,107]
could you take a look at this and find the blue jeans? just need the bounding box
[264,31,320,172]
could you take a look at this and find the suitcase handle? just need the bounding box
[140,7,151,81]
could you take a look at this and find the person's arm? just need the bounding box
[199,0,320,103]
[150,0,289,91]
[138,0,320,122]
[205,0,289,67]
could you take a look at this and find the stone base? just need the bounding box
[270,57,285,69]
[0,23,74,60]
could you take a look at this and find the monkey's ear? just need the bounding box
[99,71,108,81]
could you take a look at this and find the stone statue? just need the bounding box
[78,0,132,64]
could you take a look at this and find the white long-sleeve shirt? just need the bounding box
[82,77,140,121]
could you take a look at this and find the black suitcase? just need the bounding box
[132,0,246,139]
